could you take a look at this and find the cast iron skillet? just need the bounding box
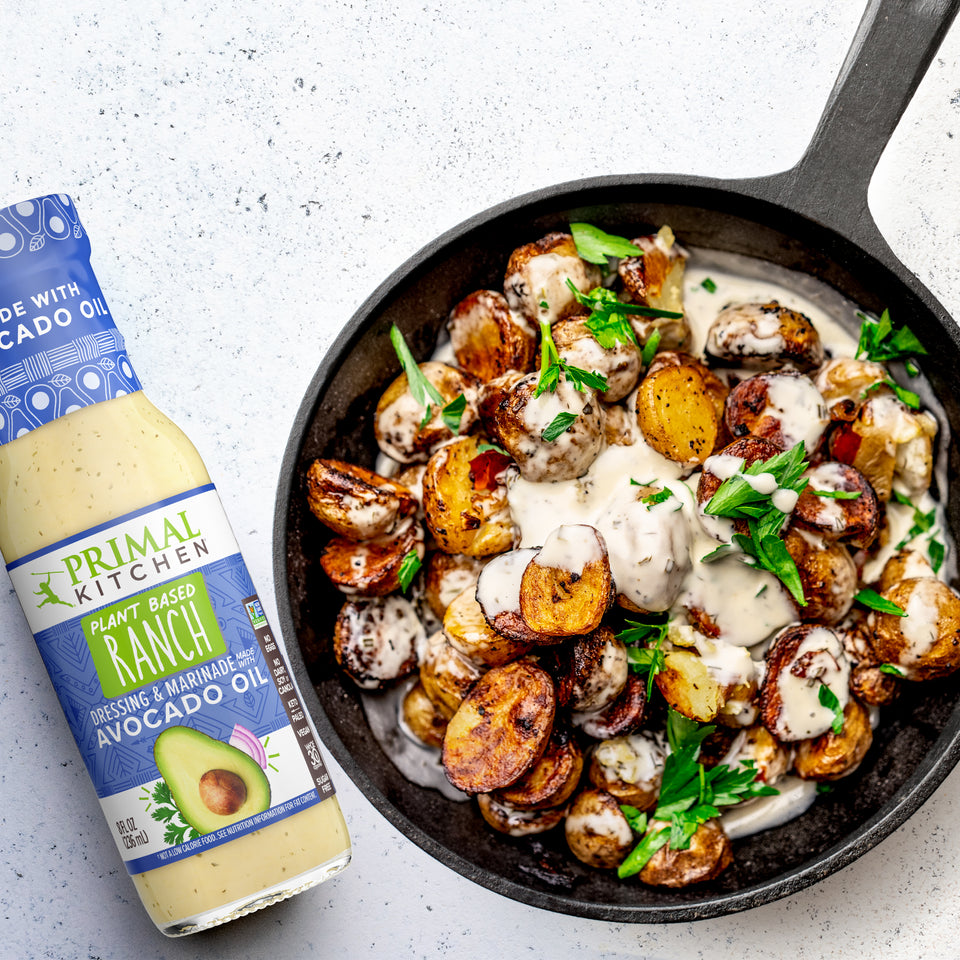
[275,0,960,922]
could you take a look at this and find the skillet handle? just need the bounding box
[744,0,959,266]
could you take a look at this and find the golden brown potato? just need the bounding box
[869,577,960,681]
[443,586,533,666]
[421,436,517,557]
[587,731,666,811]
[419,631,485,718]
[423,551,485,620]
[447,289,537,381]
[783,527,857,624]
[849,663,900,707]
[646,351,730,438]
[476,793,567,836]
[815,356,889,407]
[474,547,558,645]
[705,300,823,372]
[636,362,723,466]
[878,548,934,593]
[503,231,601,325]
[442,660,556,794]
[333,596,424,690]
[375,361,480,463]
[655,648,725,723]
[791,461,880,548]
[571,673,649,739]
[564,788,636,870]
[552,626,628,713]
[519,524,613,637]
[759,624,850,742]
[479,371,604,482]
[794,699,873,781]
[494,725,583,811]
[724,370,828,455]
[320,517,425,597]
[402,681,448,749]
[617,226,691,350]
[638,818,733,888]
[729,725,793,786]
[552,315,641,403]
[306,459,417,540]
[828,394,937,501]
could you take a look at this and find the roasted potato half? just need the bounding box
[419,630,485,719]
[552,625,629,713]
[374,361,480,463]
[447,289,537,381]
[519,524,613,637]
[552,315,641,403]
[474,547,557,645]
[306,458,417,540]
[724,370,829,455]
[783,527,858,624]
[815,356,889,407]
[421,436,517,557]
[442,660,556,794]
[503,231,601,326]
[565,788,636,870]
[705,300,823,372]
[878,548,934,593]
[401,681,449,749]
[494,725,584,811]
[320,517,425,597]
[477,793,567,837]
[655,648,725,723]
[423,551,485,620]
[588,731,666,810]
[443,586,533,667]
[791,461,880,548]
[571,673,648,740]
[869,577,960,681]
[333,596,424,690]
[638,818,733,888]
[794,699,873,781]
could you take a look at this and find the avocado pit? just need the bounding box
[199,769,247,816]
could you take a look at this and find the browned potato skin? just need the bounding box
[442,660,557,794]
[402,681,449,749]
[638,819,733,888]
[519,530,613,637]
[791,462,880,548]
[565,788,635,870]
[443,587,533,667]
[636,362,723,466]
[655,648,725,723]
[375,361,480,463]
[724,371,826,452]
[587,737,662,811]
[333,598,420,690]
[447,289,537,381]
[794,699,873,781]
[552,626,628,712]
[572,673,648,739]
[306,459,417,539]
[878,549,934,593]
[870,578,960,681]
[495,726,584,810]
[320,518,425,597]
[705,300,823,372]
[423,551,484,620]
[783,528,857,624]
[420,631,485,719]
[849,663,900,706]
[477,793,567,836]
[421,436,516,557]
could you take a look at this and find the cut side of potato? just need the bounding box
[448,289,537,381]
[320,517,425,596]
[654,648,724,722]
[494,725,583,811]
[443,586,533,666]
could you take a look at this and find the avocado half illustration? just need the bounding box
[153,726,271,835]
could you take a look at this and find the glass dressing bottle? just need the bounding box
[0,194,350,935]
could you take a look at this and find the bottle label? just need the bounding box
[7,485,334,874]
[0,194,142,445]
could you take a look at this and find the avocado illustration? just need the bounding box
[153,726,271,835]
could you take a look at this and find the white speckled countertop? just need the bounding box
[1,2,959,957]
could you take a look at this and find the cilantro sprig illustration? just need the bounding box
[150,780,199,845]
[617,710,777,879]
[703,442,810,605]
[389,324,467,430]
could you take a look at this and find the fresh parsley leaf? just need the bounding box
[542,411,578,442]
[535,318,609,397]
[854,588,906,616]
[700,277,717,293]
[562,364,609,392]
[567,279,683,321]
[863,377,920,410]
[477,441,508,455]
[570,222,642,264]
[879,663,905,677]
[620,805,648,835]
[389,324,445,423]
[152,780,174,806]
[151,805,178,824]
[816,782,834,795]
[398,549,422,593]
[855,309,927,363]
[818,683,845,735]
[618,614,668,701]
[892,494,937,550]
[640,328,662,367]
[642,488,674,509]
[813,489,861,500]
[440,393,467,434]
[617,825,671,879]
[929,537,945,574]
[700,543,738,564]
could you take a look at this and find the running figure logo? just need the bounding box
[32,571,74,609]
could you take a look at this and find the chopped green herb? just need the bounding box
[855,308,927,364]
[477,441,508,455]
[620,805,649,835]
[618,613,668,702]
[539,299,549,310]
[570,222,642,264]
[863,377,921,410]
[813,489,861,500]
[640,328,662,367]
[642,488,674,509]
[879,663,905,677]
[535,319,609,397]
[567,279,684,321]
[700,277,717,293]
[398,549,422,593]
[389,324,446,426]
[542,411,578,442]
[854,588,906,616]
[700,543,738,564]
[816,782,834,795]
[818,683,845,735]
[905,358,921,378]
[892,493,937,550]
[440,393,467,434]
[928,537,945,574]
